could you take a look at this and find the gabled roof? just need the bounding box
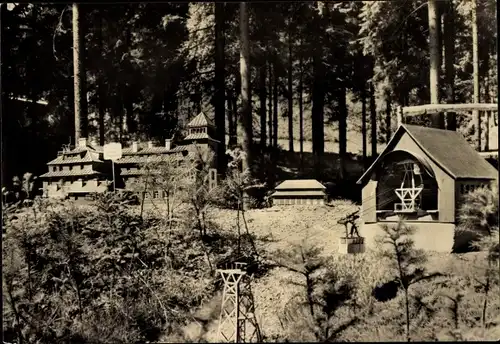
[187,112,214,128]
[357,124,498,185]
[275,179,326,190]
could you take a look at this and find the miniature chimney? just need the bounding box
[132,141,138,153]
[148,141,154,149]
[165,139,171,151]
[78,138,87,148]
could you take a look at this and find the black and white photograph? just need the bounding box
[2,1,499,342]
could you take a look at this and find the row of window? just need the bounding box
[190,128,207,134]
[47,179,102,186]
[52,164,87,172]
[459,183,488,195]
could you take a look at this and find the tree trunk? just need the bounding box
[369,82,377,158]
[312,54,325,159]
[273,57,279,149]
[215,2,226,174]
[287,24,294,153]
[299,49,304,166]
[120,85,128,137]
[72,3,88,142]
[259,63,267,148]
[485,80,490,151]
[227,91,236,148]
[444,0,456,131]
[239,2,252,173]
[338,86,347,180]
[428,0,443,128]
[483,49,491,151]
[385,93,391,143]
[472,0,480,150]
[97,14,105,145]
[268,59,273,147]
[124,87,134,134]
[361,84,367,167]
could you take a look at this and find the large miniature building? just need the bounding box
[40,112,220,200]
[271,179,327,205]
[40,138,111,200]
[356,124,498,252]
[115,112,219,199]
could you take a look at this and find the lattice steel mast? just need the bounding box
[217,262,262,343]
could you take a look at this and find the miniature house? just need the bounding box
[115,112,219,199]
[271,179,327,205]
[357,124,498,252]
[40,138,110,200]
[40,112,219,200]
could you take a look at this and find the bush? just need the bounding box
[2,193,235,343]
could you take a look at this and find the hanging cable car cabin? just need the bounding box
[356,124,498,252]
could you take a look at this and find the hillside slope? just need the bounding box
[170,201,500,342]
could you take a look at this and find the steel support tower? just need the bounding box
[217,262,262,343]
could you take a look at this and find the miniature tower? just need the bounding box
[217,262,262,343]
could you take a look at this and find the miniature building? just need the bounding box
[40,112,219,200]
[271,179,327,205]
[39,138,111,200]
[115,112,219,199]
[357,124,498,252]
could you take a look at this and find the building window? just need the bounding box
[153,190,159,199]
[59,166,63,171]
[69,165,73,171]
[81,164,85,170]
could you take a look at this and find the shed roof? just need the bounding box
[357,124,498,185]
[275,179,326,190]
[187,112,214,128]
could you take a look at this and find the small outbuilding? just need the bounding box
[356,124,498,252]
[271,179,327,205]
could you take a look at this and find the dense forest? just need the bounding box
[2,2,500,343]
[1,0,498,184]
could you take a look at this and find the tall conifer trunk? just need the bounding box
[239,2,252,173]
[215,2,226,173]
[73,3,87,142]
[444,0,456,131]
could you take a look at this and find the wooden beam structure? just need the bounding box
[402,103,497,116]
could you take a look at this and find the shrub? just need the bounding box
[2,193,235,343]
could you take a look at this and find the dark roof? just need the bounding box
[116,151,195,165]
[122,146,171,155]
[357,124,498,184]
[121,144,190,155]
[271,190,326,198]
[47,152,103,165]
[187,112,214,128]
[275,179,326,190]
[40,167,103,178]
[184,132,211,141]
